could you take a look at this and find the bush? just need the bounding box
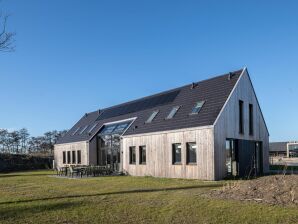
[0,153,53,172]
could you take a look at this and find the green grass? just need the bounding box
[0,171,297,224]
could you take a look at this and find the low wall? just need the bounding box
[0,153,53,172]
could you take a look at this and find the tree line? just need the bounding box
[0,128,67,155]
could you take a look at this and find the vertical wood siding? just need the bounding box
[214,70,269,180]
[122,127,215,180]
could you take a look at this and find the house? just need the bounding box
[54,68,269,180]
[270,142,298,157]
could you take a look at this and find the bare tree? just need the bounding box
[19,128,29,154]
[0,11,15,51]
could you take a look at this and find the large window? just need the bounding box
[172,143,182,164]
[139,146,146,164]
[166,106,180,119]
[190,101,205,115]
[186,142,197,164]
[100,120,133,135]
[249,104,253,135]
[239,100,244,134]
[146,110,159,123]
[67,151,71,164]
[77,150,81,164]
[72,151,76,164]
[88,123,98,133]
[129,146,136,164]
[62,151,66,164]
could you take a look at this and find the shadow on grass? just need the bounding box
[0,201,78,220]
[0,173,52,178]
[0,184,223,205]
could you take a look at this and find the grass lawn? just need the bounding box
[0,171,297,224]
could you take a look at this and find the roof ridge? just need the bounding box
[90,68,244,114]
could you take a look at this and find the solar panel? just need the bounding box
[97,90,180,121]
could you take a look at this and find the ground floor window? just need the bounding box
[77,150,81,164]
[172,143,182,164]
[139,146,146,164]
[129,146,136,164]
[186,142,197,164]
[72,151,76,164]
[62,151,66,164]
[67,151,71,164]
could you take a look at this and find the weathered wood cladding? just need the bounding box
[214,70,269,180]
[54,141,89,168]
[122,127,215,180]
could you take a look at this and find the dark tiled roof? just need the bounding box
[269,142,288,152]
[56,69,243,144]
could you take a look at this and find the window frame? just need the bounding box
[186,142,197,165]
[79,125,89,135]
[166,106,180,120]
[129,146,136,164]
[190,101,205,115]
[249,104,253,135]
[172,143,182,165]
[139,145,146,165]
[72,150,76,164]
[67,151,71,164]
[72,127,80,135]
[145,110,159,123]
[239,100,244,134]
[62,151,66,164]
[77,150,81,164]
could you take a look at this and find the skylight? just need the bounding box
[100,120,133,136]
[190,101,205,115]
[145,110,159,123]
[79,125,88,134]
[88,123,98,133]
[72,127,80,135]
[166,106,180,119]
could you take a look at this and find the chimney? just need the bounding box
[228,72,233,80]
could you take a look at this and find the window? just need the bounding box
[72,151,76,164]
[172,143,182,164]
[190,101,205,114]
[67,151,71,164]
[100,120,133,135]
[72,127,80,135]
[139,146,146,164]
[129,146,136,164]
[146,110,159,123]
[62,151,66,164]
[166,106,180,119]
[88,123,98,133]
[249,104,253,135]
[186,142,197,164]
[77,150,81,164]
[79,125,88,134]
[239,100,244,134]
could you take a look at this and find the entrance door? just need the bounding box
[254,142,263,175]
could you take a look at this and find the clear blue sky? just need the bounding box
[1,0,297,141]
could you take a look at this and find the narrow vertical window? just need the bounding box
[172,143,182,164]
[67,151,71,164]
[239,100,244,134]
[186,142,197,164]
[249,104,253,135]
[62,151,66,164]
[129,146,136,164]
[77,150,81,164]
[72,151,76,164]
[139,146,146,164]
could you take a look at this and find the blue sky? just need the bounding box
[0,0,297,141]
